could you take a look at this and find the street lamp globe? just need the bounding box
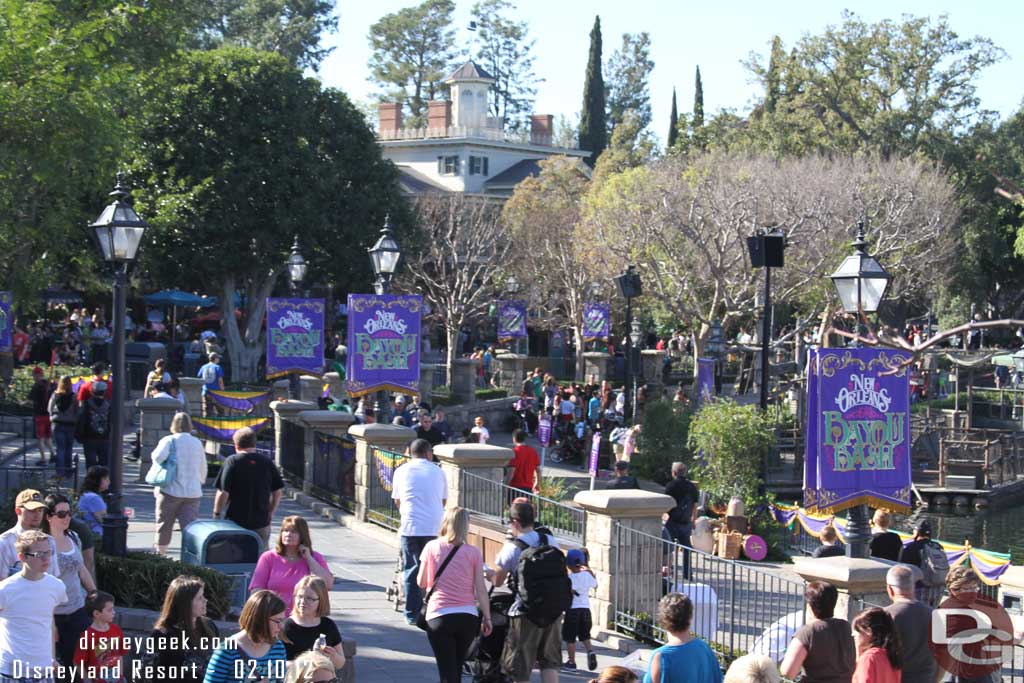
[368,214,402,286]
[506,275,520,295]
[830,221,890,314]
[90,174,148,263]
[629,319,643,347]
[706,320,725,358]
[287,236,307,290]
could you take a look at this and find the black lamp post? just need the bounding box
[615,266,642,422]
[829,219,891,559]
[368,215,402,421]
[706,320,725,395]
[629,318,643,422]
[90,174,148,557]
[286,237,307,400]
[747,228,786,411]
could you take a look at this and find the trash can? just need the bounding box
[126,342,167,391]
[182,520,262,610]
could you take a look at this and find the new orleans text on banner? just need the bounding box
[265,298,325,379]
[582,302,610,342]
[497,301,527,342]
[804,348,913,514]
[346,294,422,398]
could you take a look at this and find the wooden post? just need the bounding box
[983,441,991,487]
[939,437,946,488]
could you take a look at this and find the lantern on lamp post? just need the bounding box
[367,215,403,421]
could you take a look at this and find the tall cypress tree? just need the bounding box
[668,87,679,149]
[693,65,704,129]
[765,36,784,114]
[578,15,606,167]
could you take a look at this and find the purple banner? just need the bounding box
[806,348,913,514]
[266,298,325,379]
[0,291,9,352]
[537,415,552,447]
[497,300,527,341]
[803,351,820,510]
[696,358,715,406]
[582,303,610,341]
[589,433,601,476]
[346,294,422,398]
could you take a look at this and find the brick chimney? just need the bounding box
[530,114,554,145]
[428,100,452,132]
[378,103,403,137]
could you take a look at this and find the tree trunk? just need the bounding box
[445,324,459,389]
[573,325,586,381]
[220,273,278,384]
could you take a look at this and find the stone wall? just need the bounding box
[436,397,518,436]
[135,397,183,481]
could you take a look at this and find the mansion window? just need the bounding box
[437,155,460,175]
[469,156,489,176]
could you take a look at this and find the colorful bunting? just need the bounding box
[206,389,273,412]
[192,415,270,442]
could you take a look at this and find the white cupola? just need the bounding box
[445,61,496,129]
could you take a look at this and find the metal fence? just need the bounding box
[279,420,305,481]
[612,522,807,665]
[459,470,586,546]
[309,432,356,513]
[366,446,409,531]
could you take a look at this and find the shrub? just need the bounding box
[96,552,234,620]
[474,388,508,401]
[430,386,458,406]
[634,400,692,484]
[9,365,93,407]
[688,399,775,510]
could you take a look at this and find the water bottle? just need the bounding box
[315,634,327,651]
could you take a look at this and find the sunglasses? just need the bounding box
[24,550,52,558]
[47,510,71,519]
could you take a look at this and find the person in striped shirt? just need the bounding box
[204,591,288,683]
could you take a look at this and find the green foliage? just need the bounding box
[693,66,704,131]
[7,365,93,406]
[470,0,539,131]
[367,0,458,127]
[578,15,606,166]
[606,32,654,135]
[667,88,679,149]
[474,388,508,401]
[687,399,775,509]
[430,386,458,406]
[96,552,233,620]
[536,476,571,502]
[634,400,692,485]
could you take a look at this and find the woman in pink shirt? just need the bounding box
[851,608,902,683]
[417,506,492,683]
[249,515,333,613]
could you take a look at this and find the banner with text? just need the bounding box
[0,291,9,352]
[346,294,422,398]
[266,298,325,379]
[497,300,527,342]
[804,348,912,514]
[696,358,715,407]
[582,303,610,342]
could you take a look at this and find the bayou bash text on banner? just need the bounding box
[266,298,325,379]
[346,294,422,398]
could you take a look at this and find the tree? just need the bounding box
[192,0,337,70]
[606,32,654,135]
[585,153,960,372]
[503,157,599,380]
[400,195,510,388]
[578,16,606,167]
[471,0,540,131]
[763,36,784,115]
[688,400,774,509]
[592,111,656,188]
[667,88,679,149]
[367,0,459,127]
[693,66,704,129]
[128,48,405,381]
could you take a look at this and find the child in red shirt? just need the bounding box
[73,591,128,683]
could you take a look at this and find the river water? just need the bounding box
[897,506,1024,560]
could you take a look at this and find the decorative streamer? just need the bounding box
[192,415,270,442]
[373,448,409,492]
[206,389,273,412]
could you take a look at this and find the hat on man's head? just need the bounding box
[31,367,43,376]
[915,519,933,537]
[566,549,586,567]
[92,381,108,395]
[15,489,46,511]
[614,460,630,471]
[396,396,406,404]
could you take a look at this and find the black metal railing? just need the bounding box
[309,432,356,513]
[459,470,585,546]
[366,446,409,531]
[612,522,806,665]
[279,420,306,481]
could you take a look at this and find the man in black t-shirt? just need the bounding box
[414,412,446,448]
[212,427,284,550]
[607,461,640,489]
[663,462,699,545]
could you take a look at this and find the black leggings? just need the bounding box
[426,612,480,683]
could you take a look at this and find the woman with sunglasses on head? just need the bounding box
[204,590,289,683]
[42,493,97,671]
[282,576,345,670]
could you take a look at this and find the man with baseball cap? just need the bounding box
[898,519,946,606]
[197,352,225,417]
[0,490,57,578]
[607,461,639,490]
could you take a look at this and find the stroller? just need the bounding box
[465,588,515,683]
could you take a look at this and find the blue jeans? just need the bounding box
[53,424,75,477]
[401,535,434,621]
[83,440,109,469]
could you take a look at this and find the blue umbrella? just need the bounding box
[144,290,216,307]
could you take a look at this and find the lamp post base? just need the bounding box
[101,511,129,557]
[844,503,871,559]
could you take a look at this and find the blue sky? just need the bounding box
[320,1,1023,142]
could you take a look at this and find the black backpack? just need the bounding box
[511,532,572,627]
[84,400,110,439]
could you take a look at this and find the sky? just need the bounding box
[319,1,1024,144]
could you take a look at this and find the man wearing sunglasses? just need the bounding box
[0,529,68,682]
[0,491,57,579]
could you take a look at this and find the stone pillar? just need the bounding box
[272,379,291,401]
[299,375,324,403]
[324,372,344,399]
[433,443,512,510]
[451,358,480,403]
[583,352,612,383]
[791,557,913,623]
[573,489,676,631]
[298,411,356,495]
[641,350,667,383]
[494,354,525,394]
[270,400,316,469]
[419,364,437,401]
[177,377,205,416]
[348,424,416,523]
[135,397,183,482]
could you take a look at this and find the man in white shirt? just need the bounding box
[0,529,67,682]
[0,490,57,579]
[391,438,447,625]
